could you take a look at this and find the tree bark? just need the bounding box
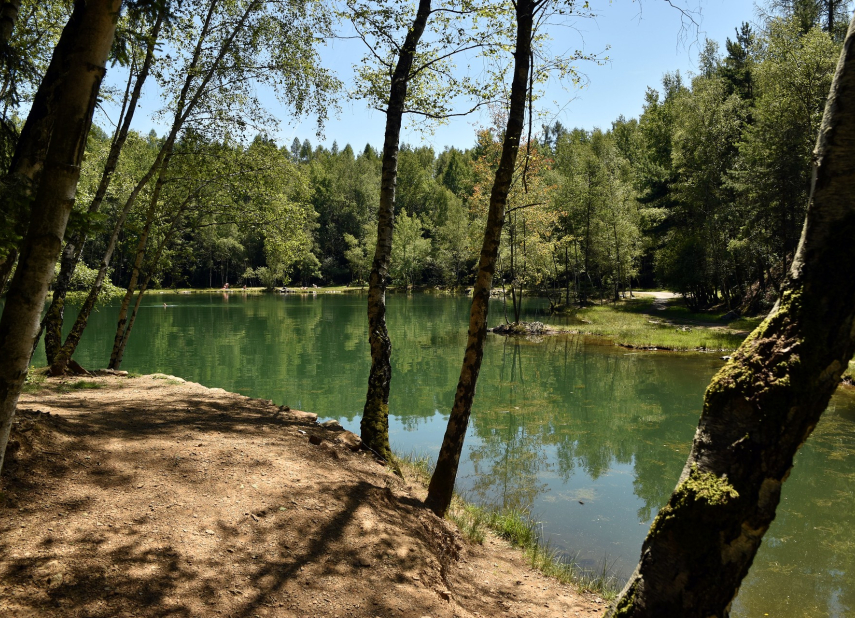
[360,0,432,462]
[43,12,163,366]
[608,15,855,617]
[111,204,185,369]
[0,0,77,291]
[0,0,120,476]
[0,0,20,45]
[96,0,258,372]
[424,0,534,517]
[108,188,161,370]
[0,247,15,293]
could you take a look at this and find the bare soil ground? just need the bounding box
[1,374,607,618]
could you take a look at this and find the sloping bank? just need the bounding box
[1,373,607,617]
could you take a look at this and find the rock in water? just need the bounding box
[320,419,343,431]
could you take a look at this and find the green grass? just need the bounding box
[69,380,101,389]
[394,452,621,600]
[55,379,103,393]
[22,366,48,394]
[556,298,753,351]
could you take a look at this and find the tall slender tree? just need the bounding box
[43,7,165,367]
[48,0,336,375]
[425,0,535,516]
[359,0,433,462]
[608,13,855,616]
[0,0,121,475]
[350,0,508,460]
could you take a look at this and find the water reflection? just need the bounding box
[28,292,855,618]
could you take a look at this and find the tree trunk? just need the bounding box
[0,0,120,476]
[565,244,570,307]
[360,0,432,462]
[108,194,160,369]
[0,0,78,290]
[0,0,20,45]
[43,12,163,366]
[0,247,15,293]
[111,211,182,369]
[608,17,855,617]
[424,0,534,517]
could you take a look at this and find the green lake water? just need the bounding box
[29,292,855,617]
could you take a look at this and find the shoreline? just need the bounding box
[2,373,608,617]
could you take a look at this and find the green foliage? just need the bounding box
[552,126,642,304]
[343,0,514,130]
[0,0,70,173]
[390,211,431,287]
[58,262,125,306]
[254,266,280,290]
[729,19,838,300]
[343,225,375,284]
[67,380,102,390]
[22,367,48,394]
[35,2,840,322]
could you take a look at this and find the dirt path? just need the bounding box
[1,374,607,618]
[630,291,679,311]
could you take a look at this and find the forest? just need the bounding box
[1,0,855,616]
[0,1,845,316]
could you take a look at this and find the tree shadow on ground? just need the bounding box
[0,381,476,617]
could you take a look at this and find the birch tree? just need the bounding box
[0,0,121,476]
[48,0,337,375]
[608,13,855,616]
[425,0,595,515]
[348,0,509,460]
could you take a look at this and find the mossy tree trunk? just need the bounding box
[0,0,120,476]
[360,0,432,462]
[424,0,534,517]
[608,15,855,617]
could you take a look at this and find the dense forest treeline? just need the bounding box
[16,8,837,317]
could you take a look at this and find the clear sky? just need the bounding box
[102,0,759,153]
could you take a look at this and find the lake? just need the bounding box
[30,291,855,617]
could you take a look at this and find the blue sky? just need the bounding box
[102,0,758,152]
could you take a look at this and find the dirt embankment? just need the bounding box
[1,374,607,618]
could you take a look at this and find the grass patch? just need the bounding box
[447,502,488,545]
[22,366,48,394]
[394,451,434,485]
[394,452,621,600]
[55,379,103,393]
[69,380,101,390]
[727,316,763,331]
[556,298,751,351]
